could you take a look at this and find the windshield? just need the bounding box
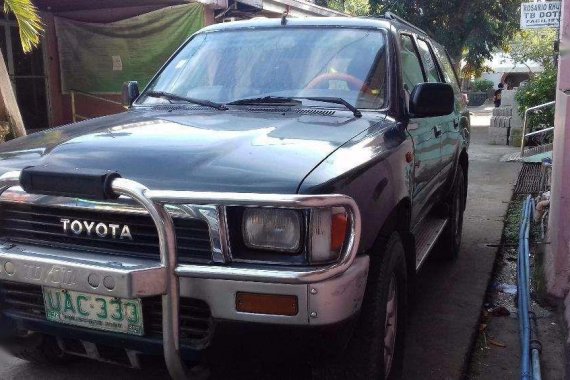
[137,27,388,109]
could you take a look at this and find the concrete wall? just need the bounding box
[545,0,570,338]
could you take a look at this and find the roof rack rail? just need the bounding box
[384,11,429,37]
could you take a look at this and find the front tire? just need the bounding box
[437,166,466,259]
[314,232,408,379]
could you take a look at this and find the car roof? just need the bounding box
[199,16,433,41]
[200,16,394,33]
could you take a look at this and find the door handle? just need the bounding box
[433,126,442,138]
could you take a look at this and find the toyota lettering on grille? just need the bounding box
[61,219,133,240]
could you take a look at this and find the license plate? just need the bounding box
[42,287,144,336]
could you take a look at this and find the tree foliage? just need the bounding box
[462,62,494,80]
[344,0,371,16]
[515,67,556,130]
[3,0,43,53]
[325,0,371,16]
[504,29,557,71]
[471,79,494,92]
[369,0,521,71]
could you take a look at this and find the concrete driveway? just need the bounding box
[401,112,521,379]
[0,111,521,380]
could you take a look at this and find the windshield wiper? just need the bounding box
[226,96,302,106]
[293,97,362,118]
[145,91,227,110]
[228,96,362,117]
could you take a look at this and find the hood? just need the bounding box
[0,108,384,193]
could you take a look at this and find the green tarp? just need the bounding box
[55,3,204,94]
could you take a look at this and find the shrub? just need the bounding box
[515,67,556,131]
[471,79,494,92]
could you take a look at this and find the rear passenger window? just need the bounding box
[399,34,425,93]
[432,44,461,92]
[416,39,441,83]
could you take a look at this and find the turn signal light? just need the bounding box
[235,292,298,316]
[331,212,348,252]
[310,208,349,263]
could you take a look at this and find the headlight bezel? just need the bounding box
[227,206,309,265]
[226,205,349,266]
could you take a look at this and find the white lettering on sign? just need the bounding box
[520,1,561,29]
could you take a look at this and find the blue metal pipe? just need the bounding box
[518,196,541,380]
[518,196,532,379]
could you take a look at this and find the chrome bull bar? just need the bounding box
[0,171,362,379]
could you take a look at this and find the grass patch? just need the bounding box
[503,195,525,245]
[506,194,549,305]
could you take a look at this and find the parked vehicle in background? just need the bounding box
[0,14,469,379]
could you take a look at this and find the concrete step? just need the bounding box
[500,143,553,162]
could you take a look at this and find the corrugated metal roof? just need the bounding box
[35,0,190,12]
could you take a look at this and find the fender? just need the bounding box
[298,120,413,254]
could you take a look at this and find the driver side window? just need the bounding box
[399,34,425,93]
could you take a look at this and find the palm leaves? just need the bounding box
[3,0,43,53]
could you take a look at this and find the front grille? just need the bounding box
[143,296,214,348]
[0,202,212,263]
[0,281,214,348]
[0,281,44,319]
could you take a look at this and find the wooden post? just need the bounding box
[71,91,76,123]
[0,49,26,138]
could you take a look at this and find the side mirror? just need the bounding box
[409,82,455,118]
[122,81,140,108]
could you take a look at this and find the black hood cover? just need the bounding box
[0,108,381,193]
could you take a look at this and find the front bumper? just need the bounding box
[0,242,368,326]
[0,171,364,378]
[179,255,369,326]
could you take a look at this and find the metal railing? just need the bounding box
[520,101,556,156]
[70,89,124,122]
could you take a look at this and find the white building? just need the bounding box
[479,52,543,89]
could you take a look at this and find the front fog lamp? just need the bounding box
[242,208,302,252]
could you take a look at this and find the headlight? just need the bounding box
[242,208,302,252]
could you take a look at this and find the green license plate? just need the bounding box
[42,287,144,336]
